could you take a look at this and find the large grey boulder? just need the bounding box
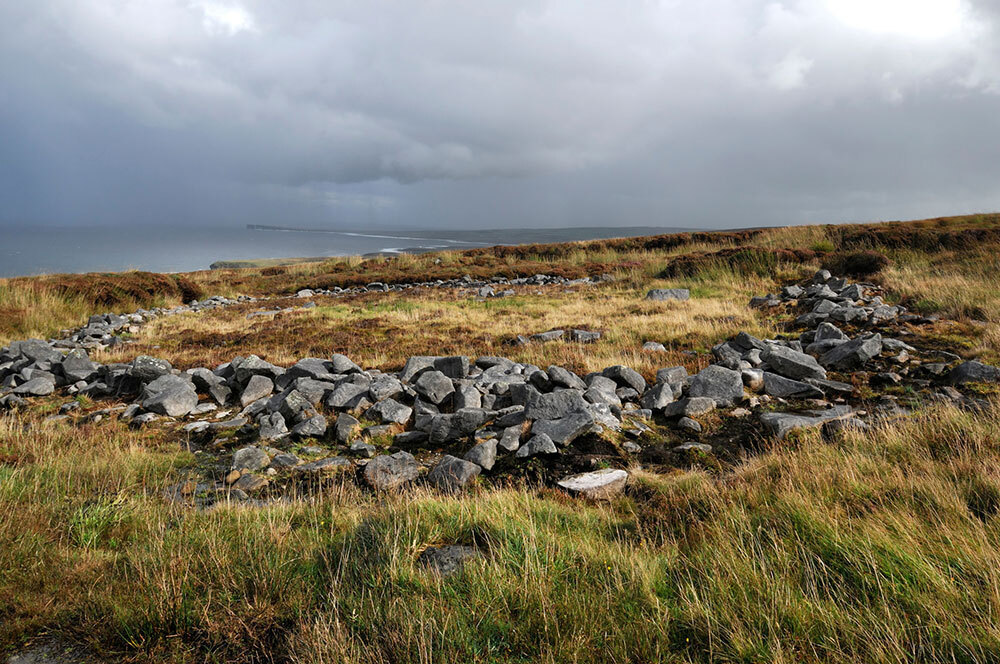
[129,355,173,382]
[330,353,362,374]
[428,455,481,492]
[187,367,232,405]
[947,361,1000,384]
[548,365,587,390]
[434,356,470,379]
[763,345,827,381]
[688,365,743,407]
[258,411,288,440]
[10,339,62,364]
[272,389,317,423]
[400,356,437,382]
[334,413,360,443]
[60,348,98,383]
[464,439,498,470]
[524,390,589,420]
[453,383,482,410]
[367,398,413,425]
[141,374,198,416]
[364,451,420,490]
[646,289,690,301]
[414,370,455,405]
[557,468,628,499]
[291,414,327,438]
[326,379,372,409]
[233,355,284,383]
[515,433,558,458]
[531,409,596,446]
[241,374,274,408]
[291,378,339,405]
[656,366,689,393]
[602,365,647,393]
[819,334,883,370]
[369,374,404,402]
[814,322,847,341]
[498,425,523,452]
[639,382,674,410]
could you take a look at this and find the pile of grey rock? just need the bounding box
[511,329,602,345]
[48,295,258,354]
[295,273,611,300]
[3,268,999,506]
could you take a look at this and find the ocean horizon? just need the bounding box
[0,224,692,278]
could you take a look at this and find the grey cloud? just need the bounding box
[1,0,999,228]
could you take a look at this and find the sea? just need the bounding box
[0,224,691,278]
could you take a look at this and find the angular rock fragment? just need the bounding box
[364,451,420,490]
[688,365,743,407]
[428,455,481,492]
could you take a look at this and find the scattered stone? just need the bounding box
[296,457,352,475]
[570,329,601,343]
[367,398,413,425]
[232,474,269,492]
[646,288,690,301]
[674,442,712,453]
[677,417,702,433]
[414,370,455,405]
[759,405,854,440]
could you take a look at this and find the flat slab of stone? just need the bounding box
[556,468,628,499]
[759,405,855,440]
[646,289,690,301]
[295,457,352,475]
[416,545,481,576]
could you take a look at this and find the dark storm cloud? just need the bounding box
[1,0,999,228]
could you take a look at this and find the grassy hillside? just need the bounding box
[3,213,1000,663]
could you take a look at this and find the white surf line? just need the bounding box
[335,231,490,246]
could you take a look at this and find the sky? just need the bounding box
[1,0,999,230]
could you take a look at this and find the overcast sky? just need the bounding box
[2,0,999,230]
